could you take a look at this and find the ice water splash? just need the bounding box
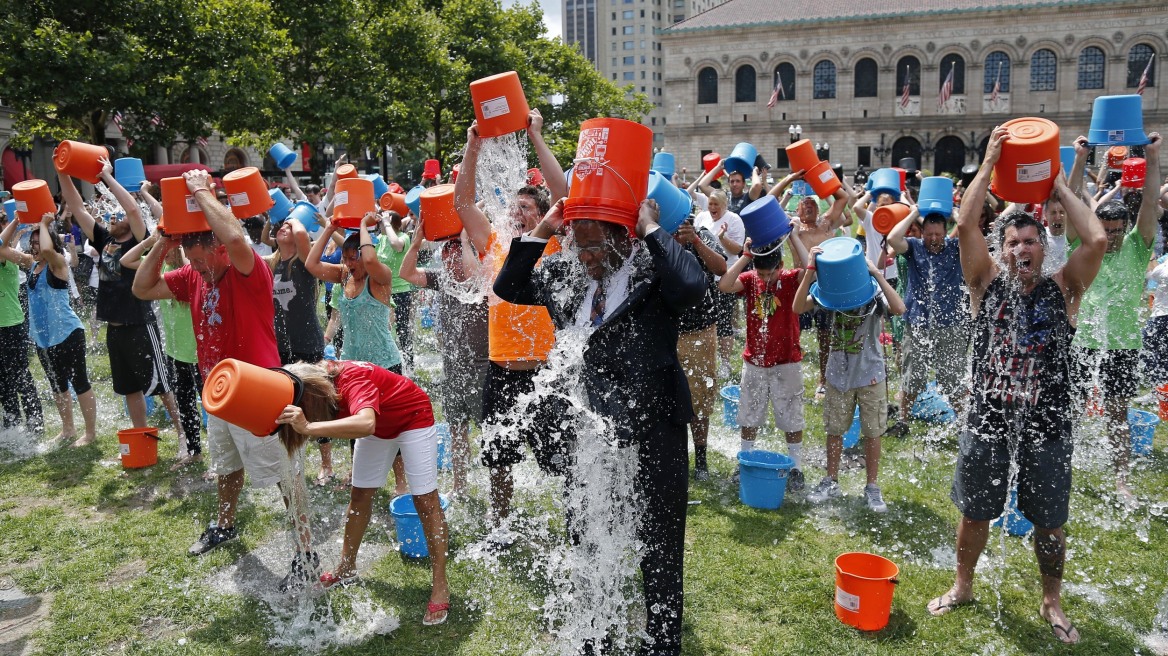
[0,426,56,463]
[475,133,530,241]
[264,589,399,651]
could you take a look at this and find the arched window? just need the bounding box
[1030,49,1057,91]
[1078,46,1105,90]
[813,60,836,99]
[735,64,756,103]
[1128,43,1156,89]
[697,66,718,104]
[939,53,965,94]
[984,51,1011,93]
[224,148,249,172]
[773,62,796,101]
[897,56,920,96]
[854,58,878,98]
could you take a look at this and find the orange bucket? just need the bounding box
[871,202,913,236]
[806,161,842,199]
[335,163,358,180]
[991,117,1060,204]
[117,426,161,468]
[420,184,463,241]
[1157,384,1168,422]
[11,179,56,224]
[333,177,375,229]
[1107,146,1128,170]
[222,167,274,219]
[470,71,531,138]
[202,358,301,437]
[381,191,409,215]
[564,118,653,229]
[786,139,819,173]
[160,177,210,234]
[834,552,900,631]
[53,140,108,184]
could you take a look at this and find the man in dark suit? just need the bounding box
[494,197,706,655]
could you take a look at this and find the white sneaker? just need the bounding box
[865,484,888,513]
[807,477,842,504]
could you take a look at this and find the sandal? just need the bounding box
[927,591,972,617]
[319,571,359,590]
[423,601,450,626]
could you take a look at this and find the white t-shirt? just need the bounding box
[694,210,745,276]
[861,210,898,280]
[1046,230,1068,271]
[690,190,709,213]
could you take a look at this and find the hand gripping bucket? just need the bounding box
[160,177,210,234]
[870,202,912,236]
[201,358,303,437]
[720,385,740,429]
[53,140,108,184]
[405,185,424,216]
[422,159,441,181]
[268,188,294,224]
[651,152,675,179]
[564,118,653,230]
[420,184,463,242]
[470,71,531,138]
[117,426,161,469]
[723,142,758,178]
[223,167,275,219]
[11,180,56,224]
[834,552,900,631]
[381,192,409,216]
[269,143,298,170]
[739,195,792,250]
[1128,408,1159,456]
[810,237,879,311]
[390,493,450,558]
[286,201,321,232]
[333,177,376,229]
[646,170,691,234]
[335,164,359,181]
[114,157,146,192]
[363,174,390,207]
[917,176,954,217]
[992,117,1060,204]
[1122,158,1147,189]
[1088,95,1149,146]
[737,450,793,510]
[867,168,902,201]
[702,152,721,174]
[992,488,1033,536]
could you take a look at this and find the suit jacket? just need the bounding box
[493,228,707,447]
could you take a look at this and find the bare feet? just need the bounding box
[170,453,203,472]
[1041,603,1079,645]
[927,589,974,617]
[315,468,335,487]
[72,434,95,448]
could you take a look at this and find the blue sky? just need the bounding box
[503,0,562,40]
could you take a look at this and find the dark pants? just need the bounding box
[167,355,203,455]
[0,323,42,431]
[392,290,415,368]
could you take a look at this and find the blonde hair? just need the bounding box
[707,190,728,207]
[277,361,340,456]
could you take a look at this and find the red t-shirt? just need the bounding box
[164,249,280,378]
[332,361,434,438]
[735,269,803,367]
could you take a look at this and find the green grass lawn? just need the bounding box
[2,322,1168,655]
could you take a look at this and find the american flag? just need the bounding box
[767,72,785,108]
[990,61,1002,104]
[1137,54,1154,95]
[112,111,132,147]
[899,66,911,108]
[938,65,954,109]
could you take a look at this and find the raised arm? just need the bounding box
[305,220,345,284]
[885,204,920,255]
[527,109,567,203]
[768,170,804,200]
[791,246,821,315]
[748,166,767,201]
[119,231,161,270]
[1058,172,1107,298]
[97,157,146,241]
[957,126,1006,293]
[697,160,724,196]
[183,169,254,275]
[288,217,312,263]
[131,229,177,301]
[358,213,393,287]
[56,170,97,242]
[870,257,906,316]
[138,181,164,223]
[455,122,492,253]
[397,219,430,288]
[1136,133,1163,249]
[1069,135,1090,199]
[821,186,853,230]
[717,237,753,294]
[285,169,307,202]
[787,224,810,271]
[37,213,71,280]
[0,219,32,268]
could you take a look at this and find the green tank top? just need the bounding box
[0,262,23,328]
[334,276,402,369]
[160,262,198,363]
[376,231,415,294]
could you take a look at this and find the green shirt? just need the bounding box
[0,261,23,328]
[1073,227,1152,351]
[160,262,198,363]
[376,229,414,294]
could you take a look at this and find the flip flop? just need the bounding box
[1045,616,1080,645]
[423,601,450,626]
[319,571,359,590]
[927,592,972,617]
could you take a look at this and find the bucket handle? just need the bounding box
[144,428,161,441]
[265,368,305,436]
[571,157,639,205]
[890,577,900,585]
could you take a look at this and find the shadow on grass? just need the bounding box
[996,604,1146,655]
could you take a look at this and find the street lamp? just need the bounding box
[874,133,890,163]
[788,124,802,144]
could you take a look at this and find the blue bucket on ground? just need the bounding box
[3,199,15,222]
[723,142,758,178]
[363,174,389,204]
[652,152,675,179]
[737,450,794,510]
[1087,95,1149,146]
[992,488,1033,536]
[917,177,954,217]
[810,237,879,311]
[1129,408,1158,456]
[286,200,320,232]
[646,170,691,234]
[843,407,861,449]
[867,168,902,200]
[739,195,792,251]
[268,188,293,224]
[721,385,740,429]
[114,157,146,192]
[435,423,452,470]
[405,185,424,216]
[269,143,298,170]
[390,494,450,558]
[910,381,956,423]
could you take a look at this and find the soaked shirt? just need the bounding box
[1073,227,1152,351]
[272,256,324,358]
[91,224,155,324]
[736,269,802,367]
[333,360,434,438]
[823,296,888,392]
[903,236,967,328]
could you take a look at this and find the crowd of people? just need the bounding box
[4,106,1167,651]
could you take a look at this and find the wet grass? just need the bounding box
[2,323,1168,655]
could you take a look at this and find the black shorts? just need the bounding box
[713,290,737,338]
[1076,347,1140,401]
[36,328,92,395]
[479,362,571,474]
[951,431,1073,529]
[107,324,170,396]
[799,307,832,331]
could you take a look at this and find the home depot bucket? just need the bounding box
[810,237,879,311]
[53,140,108,184]
[286,201,321,232]
[420,184,462,241]
[739,195,792,248]
[564,118,653,229]
[702,152,721,174]
[737,450,793,510]
[160,177,210,234]
[720,385,740,429]
[917,176,954,217]
[652,152,676,179]
[335,164,358,181]
[201,358,302,437]
[1129,408,1158,456]
[867,168,902,201]
[117,426,161,469]
[268,188,293,224]
[470,71,530,138]
[786,139,820,173]
[991,117,1060,204]
[333,177,376,229]
[870,202,912,236]
[11,180,56,224]
[806,161,842,199]
[114,157,146,192]
[1122,158,1146,189]
[834,552,900,631]
[223,167,274,219]
[723,142,758,178]
[645,170,691,234]
[1087,95,1149,146]
[269,143,297,170]
[390,493,451,558]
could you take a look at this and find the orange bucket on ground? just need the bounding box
[470,71,530,138]
[1157,384,1168,421]
[564,118,653,229]
[834,552,900,631]
[381,191,409,215]
[117,427,161,468]
[333,177,375,229]
[992,117,1060,204]
[53,140,108,184]
[871,202,913,236]
[202,358,301,437]
[335,164,358,180]
[222,167,274,219]
[786,139,819,173]
[11,180,56,224]
[420,184,462,242]
[160,177,210,234]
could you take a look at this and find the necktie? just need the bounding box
[590,282,607,327]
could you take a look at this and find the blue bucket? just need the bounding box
[737,450,794,510]
[867,168,902,200]
[843,407,861,449]
[269,143,298,170]
[646,170,691,234]
[405,185,424,216]
[435,423,452,470]
[363,174,389,204]
[910,381,956,423]
[790,180,814,197]
[652,152,675,179]
[1087,95,1149,146]
[286,201,320,232]
[723,142,758,178]
[721,385,740,429]
[1129,408,1158,456]
[740,195,792,251]
[268,188,293,224]
[992,488,1033,537]
[390,494,450,558]
[917,176,954,217]
[810,237,878,311]
[114,157,146,192]
[3,199,15,222]
[1059,146,1076,181]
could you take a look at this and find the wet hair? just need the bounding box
[996,211,1048,248]
[180,230,218,250]
[753,251,782,270]
[727,170,745,183]
[1096,199,1132,224]
[517,184,550,215]
[276,362,339,456]
[342,232,362,254]
[922,213,948,229]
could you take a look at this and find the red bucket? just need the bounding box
[834,552,900,631]
[1122,158,1146,188]
[563,118,653,229]
[702,152,721,174]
